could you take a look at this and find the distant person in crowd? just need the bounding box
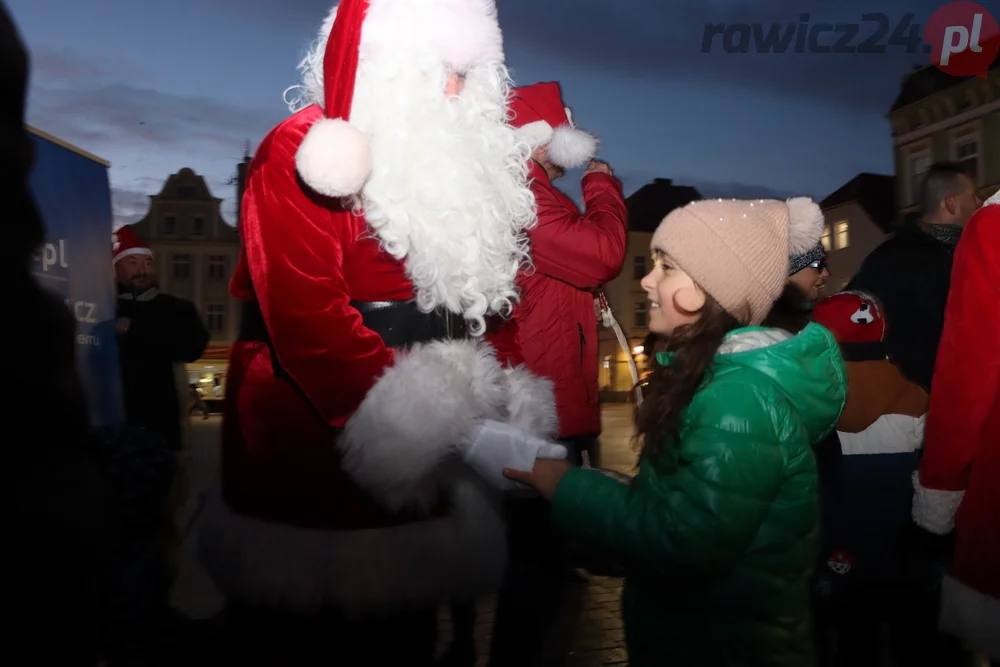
[811,291,964,666]
[913,189,1000,662]
[440,80,628,667]
[113,225,209,449]
[507,197,846,666]
[5,3,119,663]
[848,162,983,390]
[763,242,829,334]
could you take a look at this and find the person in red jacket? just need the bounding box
[440,81,627,667]
[508,80,628,462]
[912,188,999,661]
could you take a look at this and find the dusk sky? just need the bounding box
[10,0,958,227]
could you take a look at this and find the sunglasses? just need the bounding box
[808,258,828,271]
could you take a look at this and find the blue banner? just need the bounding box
[28,131,124,427]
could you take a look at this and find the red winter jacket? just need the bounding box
[514,162,627,439]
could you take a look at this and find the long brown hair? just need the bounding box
[635,294,740,463]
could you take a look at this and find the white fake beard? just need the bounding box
[346,60,536,336]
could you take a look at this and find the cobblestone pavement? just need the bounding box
[171,404,638,665]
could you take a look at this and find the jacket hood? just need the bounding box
[663,323,846,444]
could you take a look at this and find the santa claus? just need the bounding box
[197,0,561,662]
[912,188,999,660]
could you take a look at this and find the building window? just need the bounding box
[206,303,226,333]
[172,253,192,280]
[953,133,979,182]
[162,215,176,235]
[820,225,831,252]
[633,255,646,280]
[177,186,196,198]
[634,301,647,328]
[192,216,205,235]
[208,255,227,281]
[908,152,931,206]
[834,221,849,249]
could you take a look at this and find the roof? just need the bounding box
[26,125,110,167]
[820,172,896,232]
[625,178,702,233]
[889,60,999,113]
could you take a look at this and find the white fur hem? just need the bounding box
[338,339,557,513]
[939,575,1000,658]
[198,472,506,616]
[547,125,597,168]
[912,471,965,535]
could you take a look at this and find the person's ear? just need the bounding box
[673,284,706,314]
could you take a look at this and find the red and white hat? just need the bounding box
[813,290,887,361]
[112,225,152,265]
[509,82,598,169]
[295,0,373,199]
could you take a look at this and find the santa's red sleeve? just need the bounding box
[913,200,1000,534]
[241,116,395,427]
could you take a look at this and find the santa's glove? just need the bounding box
[458,420,567,491]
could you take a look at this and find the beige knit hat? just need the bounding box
[651,197,825,326]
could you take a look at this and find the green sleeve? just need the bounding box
[552,390,786,580]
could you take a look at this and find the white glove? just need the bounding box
[459,420,567,491]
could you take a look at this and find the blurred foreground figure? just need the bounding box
[4,2,119,664]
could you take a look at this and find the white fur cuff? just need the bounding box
[503,365,558,438]
[912,471,965,535]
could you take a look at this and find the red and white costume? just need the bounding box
[912,189,1000,658]
[507,82,627,439]
[198,0,557,615]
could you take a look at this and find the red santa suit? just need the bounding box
[198,0,557,618]
[912,189,1000,658]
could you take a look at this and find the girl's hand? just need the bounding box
[504,459,572,500]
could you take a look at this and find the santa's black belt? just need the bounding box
[237,298,466,351]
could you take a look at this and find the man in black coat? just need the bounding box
[847,162,983,391]
[113,225,209,451]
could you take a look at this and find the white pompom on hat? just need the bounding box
[650,196,826,325]
[295,0,373,198]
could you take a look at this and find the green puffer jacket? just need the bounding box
[552,323,846,667]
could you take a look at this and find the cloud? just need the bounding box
[28,81,282,157]
[499,0,937,113]
[111,187,151,229]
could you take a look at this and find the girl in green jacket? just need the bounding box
[506,197,847,667]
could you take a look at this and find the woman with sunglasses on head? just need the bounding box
[762,243,829,335]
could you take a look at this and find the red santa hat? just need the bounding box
[295,0,373,198]
[112,225,152,265]
[509,82,598,169]
[813,290,888,362]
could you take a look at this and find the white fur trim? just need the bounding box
[912,471,965,535]
[838,414,925,455]
[112,247,152,265]
[547,125,598,169]
[939,575,1000,658]
[197,471,506,615]
[515,120,554,148]
[785,197,825,255]
[295,117,372,197]
[503,365,558,438]
[338,339,557,513]
[985,188,999,207]
[292,0,504,111]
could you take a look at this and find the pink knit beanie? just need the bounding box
[651,197,825,326]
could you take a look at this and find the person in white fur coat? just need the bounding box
[196,1,564,663]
